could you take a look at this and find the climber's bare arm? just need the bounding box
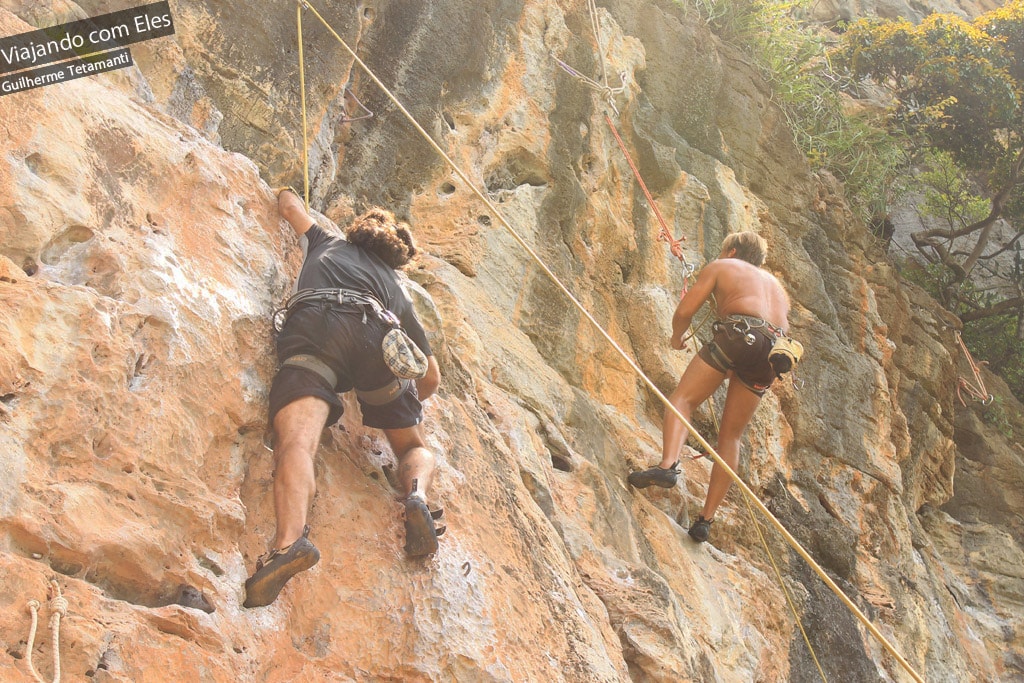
[670,262,720,348]
[278,188,314,236]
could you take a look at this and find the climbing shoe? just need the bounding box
[403,477,446,557]
[627,461,680,489]
[404,495,445,557]
[243,526,320,608]
[688,515,713,543]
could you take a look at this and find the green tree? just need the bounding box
[833,4,1024,399]
[834,5,1024,323]
[691,0,910,220]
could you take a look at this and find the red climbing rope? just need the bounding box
[549,20,693,290]
[955,331,994,406]
[604,116,686,259]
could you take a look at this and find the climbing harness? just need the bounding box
[281,353,338,386]
[720,314,786,340]
[955,331,994,406]
[712,315,804,379]
[280,352,414,406]
[274,287,427,392]
[25,579,66,683]
[291,4,923,681]
[273,287,396,332]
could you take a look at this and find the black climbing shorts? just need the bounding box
[697,319,777,396]
[267,301,425,430]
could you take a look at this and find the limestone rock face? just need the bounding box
[1,1,1022,682]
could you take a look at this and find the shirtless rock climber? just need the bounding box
[628,231,800,544]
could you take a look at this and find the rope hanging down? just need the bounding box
[603,116,691,274]
[296,7,374,209]
[292,3,923,682]
[297,3,310,212]
[955,331,993,406]
[549,17,694,287]
[551,0,628,113]
[554,54,695,288]
[550,55,628,115]
[25,579,66,683]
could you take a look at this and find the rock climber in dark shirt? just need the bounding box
[244,189,442,608]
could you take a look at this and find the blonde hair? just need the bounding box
[721,231,767,266]
[345,208,418,269]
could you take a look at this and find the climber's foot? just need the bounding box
[404,496,442,557]
[628,461,681,489]
[243,526,320,608]
[688,515,713,543]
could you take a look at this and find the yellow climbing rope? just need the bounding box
[741,492,830,680]
[25,579,66,683]
[292,3,924,681]
[296,3,310,212]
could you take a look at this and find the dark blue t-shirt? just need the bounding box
[297,224,432,355]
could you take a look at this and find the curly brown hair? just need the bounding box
[345,207,418,269]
